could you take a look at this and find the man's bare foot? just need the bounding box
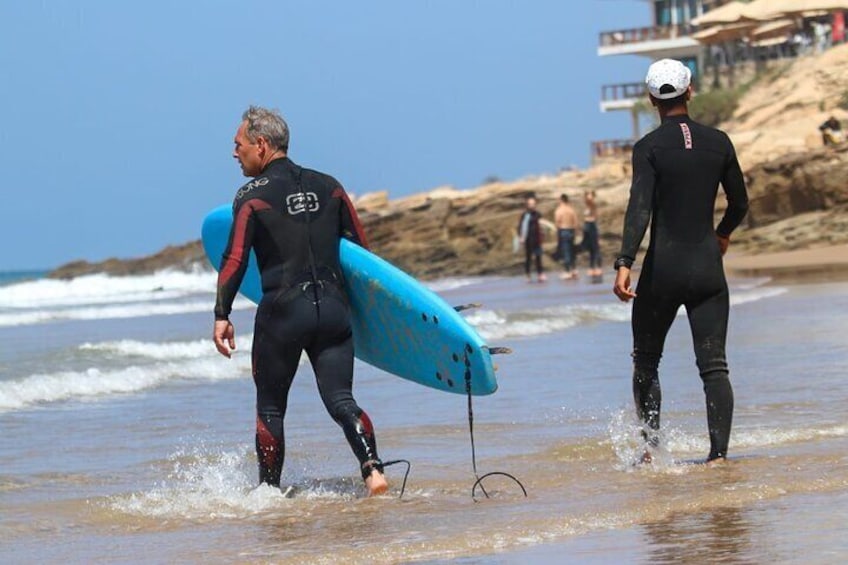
[705,456,728,467]
[365,470,388,496]
[639,450,653,465]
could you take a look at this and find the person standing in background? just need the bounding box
[517,195,546,283]
[819,115,843,146]
[554,194,579,280]
[581,190,603,279]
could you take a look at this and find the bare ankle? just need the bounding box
[365,470,388,496]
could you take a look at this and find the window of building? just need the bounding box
[654,0,703,26]
[654,0,671,26]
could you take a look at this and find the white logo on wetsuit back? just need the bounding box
[236,177,269,199]
[286,192,320,215]
[680,123,693,149]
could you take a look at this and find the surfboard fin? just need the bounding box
[454,303,482,312]
[487,347,512,355]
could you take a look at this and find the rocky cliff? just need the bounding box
[48,240,206,280]
[48,45,848,280]
[734,143,848,252]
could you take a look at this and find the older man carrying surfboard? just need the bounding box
[212,106,388,496]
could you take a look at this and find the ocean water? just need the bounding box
[0,270,47,287]
[1,267,847,564]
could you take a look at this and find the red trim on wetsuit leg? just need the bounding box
[332,187,370,249]
[255,416,279,471]
[358,410,375,437]
[218,199,272,285]
[355,410,383,478]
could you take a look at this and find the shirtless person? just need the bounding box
[554,194,579,280]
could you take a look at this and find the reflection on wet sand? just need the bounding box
[642,505,756,564]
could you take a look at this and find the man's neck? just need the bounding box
[659,105,688,120]
[260,151,287,171]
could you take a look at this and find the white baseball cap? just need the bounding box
[645,59,692,99]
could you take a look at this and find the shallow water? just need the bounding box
[1,270,847,563]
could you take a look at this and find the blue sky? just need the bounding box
[0,1,648,270]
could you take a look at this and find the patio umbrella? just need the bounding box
[692,21,760,43]
[692,1,761,26]
[750,19,797,41]
[747,0,848,18]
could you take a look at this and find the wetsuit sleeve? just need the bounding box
[334,186,370,250]
[617,141,656,268]
[214,200,260,320]
[715,137,749,238]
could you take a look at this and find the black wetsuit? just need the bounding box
[215,157,383,485]
[616,114,749,461]
[518,210,544,276]
[582,219,602,270]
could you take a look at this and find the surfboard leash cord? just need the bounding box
[381,458,412,498]
[464,350,528,501]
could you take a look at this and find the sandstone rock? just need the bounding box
[48,241,206,279]
[354,190,390,212]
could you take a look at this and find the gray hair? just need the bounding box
[241,105,289,151]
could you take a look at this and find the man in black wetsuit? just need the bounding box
[517,195,546,283]
[213,106,388,495]
[612,59,749,464]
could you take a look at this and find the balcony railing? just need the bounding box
[599,24,694,48]
[591,139,635,163]
[601,82,647,102]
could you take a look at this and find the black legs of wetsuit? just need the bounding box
[582,221,602,270]
[633,360,662,447]
[251,282,383,486]
[524,243,542,277]
[631,283,734,461]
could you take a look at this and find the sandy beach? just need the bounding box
[725,244,848,283]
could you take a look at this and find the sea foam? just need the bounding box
[108,443,359,520]
[465,303,632,340]
[0,269,216,309]
[0,355,251,412]
[0,300,253,327]
[80,334,255,360]
[0,269,234,327]
[0,332,310,411]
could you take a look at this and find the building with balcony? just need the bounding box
[594,0,733,162]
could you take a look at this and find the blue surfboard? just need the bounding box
[201,204,498,396]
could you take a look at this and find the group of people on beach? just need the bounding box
[516,190,603,283]
[212,57,749,496]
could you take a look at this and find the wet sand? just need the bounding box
[725,244,848,283]
[3,270,848,563]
